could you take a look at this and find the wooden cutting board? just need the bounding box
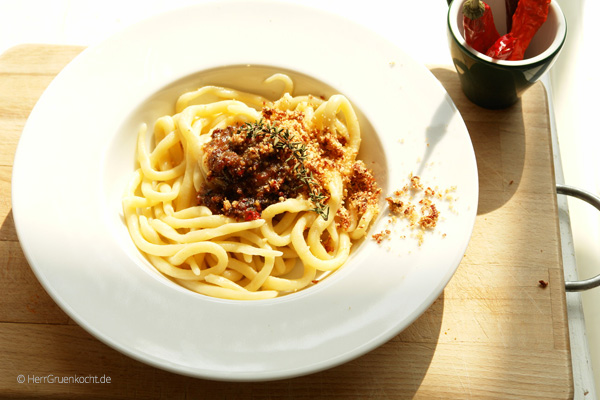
[0,44,572,399]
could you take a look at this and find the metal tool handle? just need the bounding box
[557,184,600,291]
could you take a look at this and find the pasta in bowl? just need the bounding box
[122,71,383,300]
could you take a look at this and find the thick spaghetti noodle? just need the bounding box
[122,74,380,300]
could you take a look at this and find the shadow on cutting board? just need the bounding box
[429,67,527,216]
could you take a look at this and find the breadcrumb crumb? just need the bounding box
[372,229,391,244]
[373,173,458,247]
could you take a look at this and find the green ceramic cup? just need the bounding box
[447,0,567,109]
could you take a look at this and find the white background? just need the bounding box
[1,0,598,397]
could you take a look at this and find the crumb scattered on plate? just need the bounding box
[372,174,457,246]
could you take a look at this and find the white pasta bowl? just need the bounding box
[12,1,478,381]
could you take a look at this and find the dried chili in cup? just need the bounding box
[487,0,551,60]
[505,0,520,31]
[462,0,501,54]
[485,33,519,60]
[510,0,551,59]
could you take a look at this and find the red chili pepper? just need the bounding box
[487,0,551,60]
[485,33,518,60]
[509,0,551,60]
[462,0,501,54]
[505,0,520,31]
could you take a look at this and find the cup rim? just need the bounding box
[448,0,567,68]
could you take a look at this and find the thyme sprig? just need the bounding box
[240,119,330,220]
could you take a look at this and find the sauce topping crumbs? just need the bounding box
[198,107,380,223]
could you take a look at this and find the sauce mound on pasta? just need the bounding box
[197,119,315,222]
[122,73,380,300]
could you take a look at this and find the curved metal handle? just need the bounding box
[557,184,600,291]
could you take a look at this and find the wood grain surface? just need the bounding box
[0,44,573,399]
